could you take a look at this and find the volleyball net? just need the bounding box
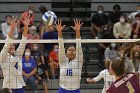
[0,39,140,93]
[0,39,140,43]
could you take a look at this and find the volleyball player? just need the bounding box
[54,19,83,93]
[0,16,30,93]
[107,57,140,93]
[86,60,115,93]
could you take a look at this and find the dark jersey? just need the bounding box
[107,73,140,93]
[37,64,47,78]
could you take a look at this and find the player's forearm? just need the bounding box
[22,25,28,37]
[76,30,80,39]
[58,31,62,38]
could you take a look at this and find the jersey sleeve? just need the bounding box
[93,70,104,82]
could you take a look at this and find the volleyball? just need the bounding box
[42,11,57,26]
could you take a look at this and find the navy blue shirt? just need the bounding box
[42,32,58,50]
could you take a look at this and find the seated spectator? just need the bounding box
[0,88,12,93]
[42,25,58,58]
[26,26,40,48]
[132,13,140,39]
[132,51,140,72]
[22,48,37,93]
[130,44,140,59]
[32,43,45,64]
[48,44,59,79]
[20,5,35,27]
[35,56,49,93]
[128,5,140,24]
[108,4,122,24]
[1,15,18,39]
[108,4,122,32]
[104,43,119,61]
[113,14,132,39]
[118,44,135,73]
[27,25,40,39]
[91,5,108,38]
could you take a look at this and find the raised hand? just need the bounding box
[8,16,18,38]
[71,19,83,32]
[54,19,65,32]
[21,15,31,27]
[22,15,31,37]
[8,16,18,31]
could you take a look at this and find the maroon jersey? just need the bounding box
[107,73,140,93]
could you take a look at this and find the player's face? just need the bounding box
[8,45,16,55]
[66,47,76,61]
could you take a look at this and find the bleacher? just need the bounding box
[0,0,139,92]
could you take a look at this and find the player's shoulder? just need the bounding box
[100,69,109,74]
[125,73,135,77]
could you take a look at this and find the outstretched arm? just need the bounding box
[71,19,83,66]
[0,16,18,63]
[16,15,30,57]
[54,19,66,65]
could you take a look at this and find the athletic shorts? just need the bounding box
[58,87,80,93]
[12,88,25,93]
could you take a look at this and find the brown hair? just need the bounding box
[65,44,76,53]
[111,57,125,77]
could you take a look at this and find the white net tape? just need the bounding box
[0,39,140,43]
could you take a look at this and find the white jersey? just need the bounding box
[128,12,138,24]
[0,36,26,89]
[93,69,115,93]
[59,38,83,90]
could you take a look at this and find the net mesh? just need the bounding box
[0,39,140,93]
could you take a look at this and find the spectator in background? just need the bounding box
[1,15,18,39]
[104,43,119,61]
[108,4,122,32]
[48,44,59,79]
[22,48,38,93]
[132,51,140,72]
[20,5,35,27]
[118,44,135,73]
[36,5,48,34]
[130,44,140,59]
[0,88,12,93]
[108,4,122,24]
[39,5,48,15]
[18,6,35,39]
[27,25,40,40]
[32,43,45,64]
[128,5,140,24]
[35,59,49,93]
[26,26,40,48]
[42,25,58,59]
[91,5,108,38]
[132,13,140,39]
[113,14,132,39]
